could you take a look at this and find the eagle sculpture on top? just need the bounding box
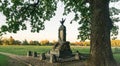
[60,18,66,25]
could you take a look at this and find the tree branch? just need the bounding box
[33,0,40,7]
[81,0,90,5]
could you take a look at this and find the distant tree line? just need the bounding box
[0,36,21,45]
[0,36,120,47]
[71,40,120,47]
[0,36,57,45]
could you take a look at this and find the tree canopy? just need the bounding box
[0,0,120,41]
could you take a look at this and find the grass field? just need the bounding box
[0,45,90,55]
[0,45,52,55]
[0,54,9,66]
[0,45,120,62]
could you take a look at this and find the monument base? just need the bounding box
[39,41,81,63]
[51,41,72,57]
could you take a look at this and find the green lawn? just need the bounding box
[114,54,120,62]
[0,45,120,63]
[0,45,52,55]
[0,54,9,66]
[0,45,90,55]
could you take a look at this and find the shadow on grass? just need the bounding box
[0,54,8,66]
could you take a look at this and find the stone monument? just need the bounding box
[51,18,72,58]
[39,18,81,63]
[58,18,66,42]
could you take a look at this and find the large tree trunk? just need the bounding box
[86,0,117,66]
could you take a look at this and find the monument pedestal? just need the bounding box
[50,41,72,58]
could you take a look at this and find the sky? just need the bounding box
[0,2,79,42]
[0,1,120,42]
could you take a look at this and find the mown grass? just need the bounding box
[0,45,51,55]
[0,54,9,66]
[0,45,90,55]
[71,46,90,54]
[114,54,120,62]
[0,45,120,63]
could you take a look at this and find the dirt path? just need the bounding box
[0,52,120,66]
[0,52,85,66]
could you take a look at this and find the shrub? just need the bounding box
[40,40,49,45]
[2,38,9,45]
[13,40,21,45]
[111,40,120,47]
[22,39,29,45]
[8,36,14,45]
[29,40,40,45]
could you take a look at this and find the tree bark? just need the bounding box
[86,0,117,66]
